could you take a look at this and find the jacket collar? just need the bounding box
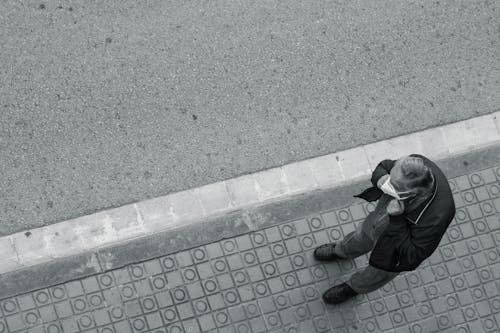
[404,174,438,224]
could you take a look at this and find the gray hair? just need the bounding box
[400,156,434,195]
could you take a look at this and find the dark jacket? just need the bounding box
[354,154,456,272]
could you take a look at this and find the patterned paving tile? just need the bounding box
[1,166,500,332]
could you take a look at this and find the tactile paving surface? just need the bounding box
[1,167,500,332]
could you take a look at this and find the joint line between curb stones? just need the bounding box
[493,112,500,135]
[223,181,237,209]
[197,189,208,217]
[133,203,146,232]
[9,236,21,267]
[94,252,104,276]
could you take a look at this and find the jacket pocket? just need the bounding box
[394,250,401,268]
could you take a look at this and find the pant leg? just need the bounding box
[346,265,399,294]
[340,194,399,293]
[334,223,374,259]
[335,194,392,259]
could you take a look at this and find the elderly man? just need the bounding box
[314,154,456,304]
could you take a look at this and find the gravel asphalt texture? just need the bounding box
[0,0,499,235]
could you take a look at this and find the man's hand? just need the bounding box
[387,199,405,216]
[377,174,390,189]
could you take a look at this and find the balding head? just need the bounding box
[390,155,434,198]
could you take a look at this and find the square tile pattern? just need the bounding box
[1,167,500,332]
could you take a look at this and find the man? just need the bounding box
[314,154,456,304]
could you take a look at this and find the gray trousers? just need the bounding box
[335,194,400,294]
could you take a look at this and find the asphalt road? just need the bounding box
[1,0,499,235]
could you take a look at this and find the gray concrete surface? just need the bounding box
[1,155,500,332]
[0,0,499,235]
[1,144,498,301]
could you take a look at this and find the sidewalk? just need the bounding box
[1,147,500,332]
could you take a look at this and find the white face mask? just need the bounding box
[380,176,413,200]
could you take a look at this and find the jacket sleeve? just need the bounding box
[370,159,396,188]
[353,159,397,202]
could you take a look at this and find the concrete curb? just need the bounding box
[1,141,499,301]
[1,112,500,276]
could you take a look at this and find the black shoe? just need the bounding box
[323,283,358,304]
[313,243,341,261]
